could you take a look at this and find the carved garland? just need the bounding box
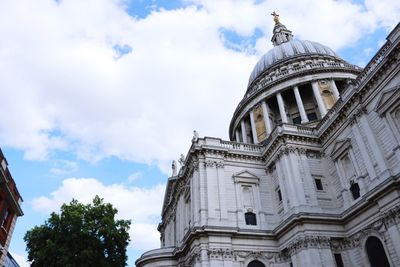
[330,204,400,251]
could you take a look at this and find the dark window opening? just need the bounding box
[350,182,360,200]
[1,209,11,228]
[307,112,318,121]
[366,236,390,267]
[245,212,257,225]
[277,189,282,201]
[247,260,265,267]
[334,253,344,267]
[315,178,323,190]
[292,116,301,125]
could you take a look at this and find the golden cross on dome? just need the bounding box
[271,11,280,24]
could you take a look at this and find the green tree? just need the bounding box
[24,196,131,267]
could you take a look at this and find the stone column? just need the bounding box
[235,130,240,143]
[261,101,273,134]
[287,151,307,205]
[330,79,340,100]
[249,110,258,144]
[359,115,388,175]
[312,81,327,117]
[334,161,352,208]
[293,86,309,123]
[280,153,299,205]
[205,161,217,219]
[198,160,208,226]
[351,121,377,179]
[192,167,200,225]
[276,92,288,123]
[300,151,318,205]
[216,162,227,219]
[241,120,248,143]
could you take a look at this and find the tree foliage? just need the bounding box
[24,196,131,267]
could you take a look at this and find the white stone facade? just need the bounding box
[136,21,400,267]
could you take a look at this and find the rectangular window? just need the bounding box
[277,189,282,201]
[292,116,301,125]
[334,253,344,267]
[315,178,323,190]
[307,112,318,121]
[1,208,12,230]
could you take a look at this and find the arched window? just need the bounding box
[245,212,257,225]
[365,236,390,267]
[248,260,265,267]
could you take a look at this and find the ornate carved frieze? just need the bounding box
[328,204,400,251]
[179,249,200,266]
[383,204,400,227]
[207,248,234,260]
[204,160,224,168]
[287,235,331,255]
[234,250,283,263]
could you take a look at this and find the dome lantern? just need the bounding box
[270,12,293,46]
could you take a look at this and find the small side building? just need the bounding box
[0,149,23,266]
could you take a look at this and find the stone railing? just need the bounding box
[220,140,262,152]
[260,123,317,153]
[197,137,263,153]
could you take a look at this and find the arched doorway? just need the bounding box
[365,236,390,267]
[248,260,266,267]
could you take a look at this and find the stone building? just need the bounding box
[0,149,23,266]
[136,16,400,267]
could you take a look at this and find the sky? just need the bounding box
[0,0,399,266]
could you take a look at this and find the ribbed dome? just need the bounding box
[249,40,339,84]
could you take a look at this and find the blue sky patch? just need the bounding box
[219,27,263,54]
[113,44,133,59]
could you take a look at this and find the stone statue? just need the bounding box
[178,154,185,166]
[172,160,177,176]
[271,11,279,24]
[192,130,199,142]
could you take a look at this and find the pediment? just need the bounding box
[232,170,260,184]
[375,85,400,115]
[330,138,351,160]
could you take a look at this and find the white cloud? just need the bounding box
[0,0,399,173]
[50,159,79,175]
[127,171,143,182]
[31,177,165,251]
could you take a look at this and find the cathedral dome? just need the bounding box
[248,40,339,85]
[229,13,361,143]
